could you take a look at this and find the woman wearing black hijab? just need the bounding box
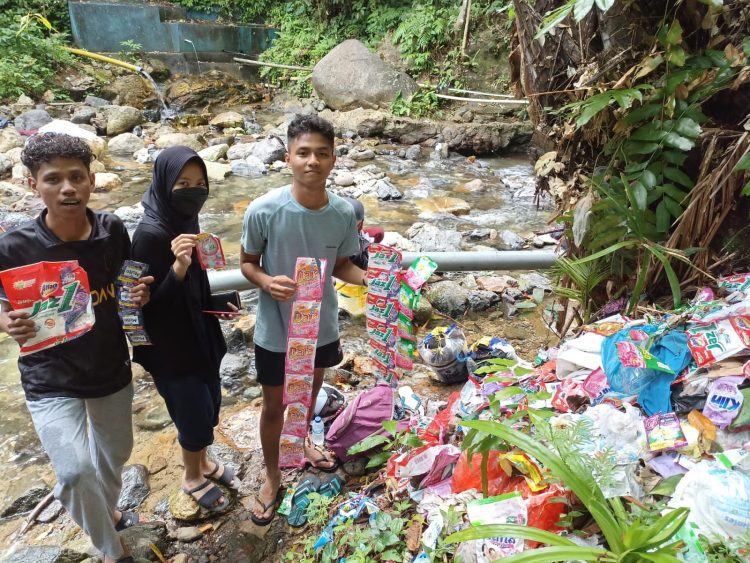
[132,146,235,513]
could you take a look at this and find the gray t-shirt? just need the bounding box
[241,185,361,352]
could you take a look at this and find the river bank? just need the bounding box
[0,82,558,562]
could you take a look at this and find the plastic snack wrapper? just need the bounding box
[283,402,311,437]
[703,376,744,429]
[279,435,306,468]
[403,255,438,291]
[195,233,226,270]
[366,318,397,347]
[644,412,688,452]
[285,338,317,375]
[116,260,151,346]
[365,292,398,323]
[0,260,95,355]
[366,267,400,297]
[466,491,528,560]
[367,244,402,272]
[719,273,750,294]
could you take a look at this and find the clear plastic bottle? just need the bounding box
[311,416,325,447]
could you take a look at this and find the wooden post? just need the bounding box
[461,0,472,56]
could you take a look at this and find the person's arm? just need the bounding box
[240,249,296,301]
[332,256,367,287]
[132,229,191,309]
[0,298,37,346]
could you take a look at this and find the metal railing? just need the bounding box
[208,250,557,292]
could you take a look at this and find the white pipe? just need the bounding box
[208,251,557,292]
[434,93,528,104]
[234,57,312,71]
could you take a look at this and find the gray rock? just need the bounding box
[0,153,12,176]
[335,144,350,156]
[71,107,96,124]
[502,287,524,303]
[248,136,285,164]
[175,526,203,542]
[468,289,500,312]
[499,301,517,318]
[108,132,143,155]
[209,135,234,147]
[405,144,421,160]
[413,297,433,326]
[426,281,470,318]
[431,142,449,160]
[220,353,250,389]
[198,143,229,162]
[134,402,172,431]
[84,95,110,108]
[226,142,254,160]
[243,386,262,401]
[375,178,402,200]
[498,230,526,250]
[104,105,145,136]
[466,228,492,241]
[155,132,203,151]
[114,203,145,234]
[120,521,168,561]
[243,118,262,135]
[519,272,552,292]
[407,223,461,252]
[334,171,355,187]
[348,148,375,161]
[312,39,418,111]
[206,442,244,478]
[133,147,154,164]
[14,109,52,131]
[441,121,533,154]
[2,546,89,563]
[1,485,51,518]
[117,464,150,511]
[230,156,266,178]
[37,499,64,523]
[318,108,387,137]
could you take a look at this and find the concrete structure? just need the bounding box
[68,0,276,78]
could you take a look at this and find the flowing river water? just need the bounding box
[0,119,553,540]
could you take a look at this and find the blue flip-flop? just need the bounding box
[318,474,344,498]
[287,474,321,528]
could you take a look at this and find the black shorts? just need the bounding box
[254,339,343,387]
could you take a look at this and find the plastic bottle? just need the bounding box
[311,416,325,447]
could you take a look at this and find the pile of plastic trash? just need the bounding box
[305,273,750,562]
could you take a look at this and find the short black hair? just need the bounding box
[21,133,93,177]
[286,114,335,149]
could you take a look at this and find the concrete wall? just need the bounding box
[68,0,276,77]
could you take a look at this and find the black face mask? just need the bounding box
[171,186,208,217]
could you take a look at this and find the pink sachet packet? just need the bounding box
[284,373,314,406]
[195,233,226,270]
[289,301,321,338]
[294,257,325,301]
[285,338,317,375]
[279,435,306,468]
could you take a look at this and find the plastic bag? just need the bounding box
[669,461,750,540]
[703,376,744,428]
[452,451,513,496]
[418,324,468,384]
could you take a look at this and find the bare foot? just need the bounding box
[252,470,281,521]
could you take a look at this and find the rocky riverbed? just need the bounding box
[0,75,558,562]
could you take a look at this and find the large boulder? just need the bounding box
[406,222,462,252]
[102,75,155,108]
[383,117,440,145]
[210,111,244,129]
[231,156,266,178]
[318,108,388,137]
[198,143,229,162]
[155,132,204,151]
[312,39,418,111]
[441,122,533,154]
[0,128,24,153]
[108,132,143,155]
[248,137,286,164]
[426,281,470,318]
[94,172,123,192]
[14,109,52,132]
[103,105,145,136]
[204,160,231,182]
[38,120,106,159]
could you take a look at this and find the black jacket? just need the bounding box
[0,210,131,400]
[131,146,226,379]
[131,224,226,378]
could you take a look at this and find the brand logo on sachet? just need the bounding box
[40,281,59,298]
[12,278,35,290]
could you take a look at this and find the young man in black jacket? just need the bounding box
[0,133,152,563]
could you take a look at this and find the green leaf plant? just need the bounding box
[446,417,690,562]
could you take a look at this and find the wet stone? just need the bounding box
[519,272,552,292]
[117,464,150,511]
[206,442,244,479]
[220,353,251,391]
[500,301,517,318]
[168,483,234,522]
[14,109,52,131]
[498,230,526,250]
[175,526,203,542]
[2,546,89,563]
[426,281,470,318]
[1,485,51,518]
[502,287,524,303]
[468,289,500,312]
[405,144,421,160]
[83,95,109,108]
[120,521,168,561]
[37,499,64,523]
[134,402,172,431]
[70,108,96,124]
[243,386,262,401]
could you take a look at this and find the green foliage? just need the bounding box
[347,420,424,470]
[450,416,690,562]
[0,0,71,32]
[550,256,611,323]
[0,11,71,101]
[699,531,750,563]
[391,89,439,118]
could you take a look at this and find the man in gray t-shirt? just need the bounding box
[240,115,367,527]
